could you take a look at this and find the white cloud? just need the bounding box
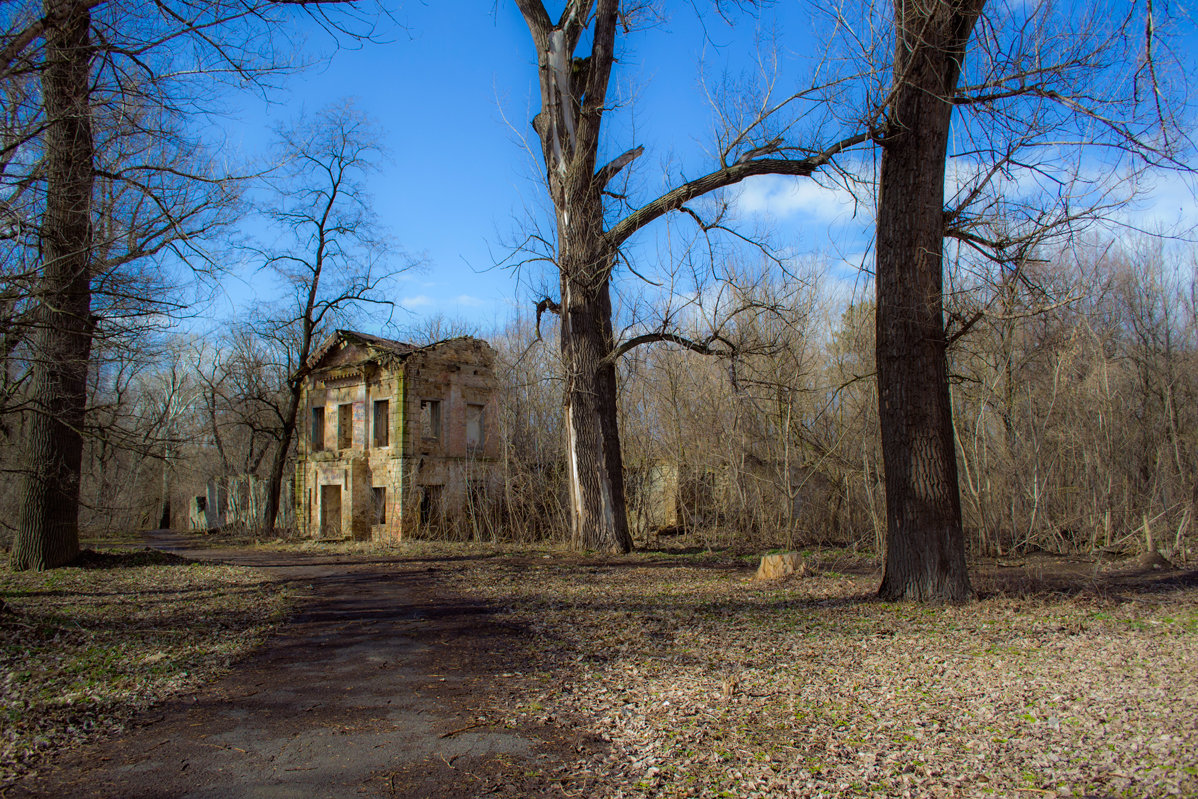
[402,294,434,308]
[733,175,866,224]
[452,294,486,308]
[1128,171,1198,234]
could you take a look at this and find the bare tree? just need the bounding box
[256,102,414,534]
[194,332,285,480]
[870,0,1191,599]
[3,0,380,569]
[9,0,97,570]
[512,0,872,553]
[872,0,983,600]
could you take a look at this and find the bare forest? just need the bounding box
[2,2,1198,796]
[0,0,1193,573]
[2,238,1193,567]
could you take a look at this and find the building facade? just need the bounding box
[294,330,498,541]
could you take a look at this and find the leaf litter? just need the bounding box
[435,549,1198,798]
[2,539,1194,799]
[0,548,290,786]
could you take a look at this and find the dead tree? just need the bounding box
[256,103,408,535]
[514,0,871,553]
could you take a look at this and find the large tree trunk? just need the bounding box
[10,0,95,571]
[875,0,983,601]
[560,269,631,553]
[517,0,631,554]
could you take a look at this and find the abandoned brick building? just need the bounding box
[294,330,499,541]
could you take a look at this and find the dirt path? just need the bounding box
[6,533,569,799]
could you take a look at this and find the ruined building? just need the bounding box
[294,330,498,540]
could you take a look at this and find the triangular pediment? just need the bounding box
[306,330,417,373]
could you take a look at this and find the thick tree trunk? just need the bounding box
[11,0,94,571]
[515,0,631,553]
[560,271,631,553]
[875,0,982,601]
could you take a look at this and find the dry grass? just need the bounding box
[436,549,1198,799]
[0,548,290,784]
[5,534,1190,798]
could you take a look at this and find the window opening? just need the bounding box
[372,486,387,525]
[311,406,325,451]
[466,403,484,450]
[419,485,442,527]
[373,400,389,447]
[338,403,353,449]
[420,399,441,440]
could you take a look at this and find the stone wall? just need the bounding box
[295,335,499,542]
[188,475,292,532]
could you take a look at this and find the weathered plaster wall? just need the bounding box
[295,336,498,542]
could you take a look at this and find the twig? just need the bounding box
[439,721,490,739]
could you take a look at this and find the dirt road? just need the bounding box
[6,533,569,799]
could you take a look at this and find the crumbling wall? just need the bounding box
[187,475,291,532]
[398,337,499,540]
[295,334,499,542]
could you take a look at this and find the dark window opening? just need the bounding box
[373,400,389,447]
[372,486,387,525]
[311,406,325,451]
[419,485,442,527]
[338,403,353,449]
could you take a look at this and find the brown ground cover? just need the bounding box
[0,547,291,784]
[435,547,1198,799]
[2,537,1194,799]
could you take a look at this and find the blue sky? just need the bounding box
[209,2,1197,339]
[209,3,881,336]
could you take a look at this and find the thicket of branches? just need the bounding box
[486,239,1197,562]
[5,233,1192,566]
[0,0,1193,576]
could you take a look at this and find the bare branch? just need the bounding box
[607,130,872,250]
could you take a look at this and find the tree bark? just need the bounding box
[262,382,302,534]
[560,269,631,552]
[875,0,983,601]
[10,0,94,571]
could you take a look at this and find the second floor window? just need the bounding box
[311,406,325,451]
[420,399,441,440]
[466,403,484,450]
[373,400,389,447]
[338,404,353,449]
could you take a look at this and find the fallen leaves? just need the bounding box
[0,549,289,785]
[435,549,1198,798]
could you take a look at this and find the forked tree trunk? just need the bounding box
[11,0,95,571]
[515,0,864,553]
[875,0,983,601]
[517,0,632,554]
